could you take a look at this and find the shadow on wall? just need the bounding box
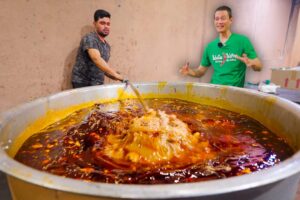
[61,25,94,90]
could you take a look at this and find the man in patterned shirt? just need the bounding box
[72,9,124,88]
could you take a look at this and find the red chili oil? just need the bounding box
[14,99,294,184]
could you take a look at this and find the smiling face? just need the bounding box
[94,17,110,37]
[214,10,232,34]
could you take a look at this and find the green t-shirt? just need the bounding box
[200,33,257,87]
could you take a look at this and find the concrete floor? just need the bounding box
[0,171,12,200]
[297,185,300,200]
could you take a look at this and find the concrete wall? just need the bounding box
[288,6,300,66]
[0,0,296,111]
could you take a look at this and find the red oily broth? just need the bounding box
[15,98,294,184]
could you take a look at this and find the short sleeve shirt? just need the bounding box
[72,32,111,86]
[200,33,257,87]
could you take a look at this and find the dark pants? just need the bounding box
[72,82,89,88]
[72,82,104,88]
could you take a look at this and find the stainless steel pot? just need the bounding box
[1,82,300,200]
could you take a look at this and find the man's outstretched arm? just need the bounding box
[236,54,262,71]
[87,48,124,81]
[180,63,209,78]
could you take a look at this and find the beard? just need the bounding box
[97,31,109,38]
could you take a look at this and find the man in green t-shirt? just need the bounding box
[180,6,262,87]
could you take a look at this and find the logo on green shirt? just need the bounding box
[212,53,237,66]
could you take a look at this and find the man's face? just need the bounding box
[214,10,232,33]
[94,17,110,37]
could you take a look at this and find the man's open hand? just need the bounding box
[236,53,251,67]
[180,62,190,75]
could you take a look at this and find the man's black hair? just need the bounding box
[215,6,232,18]
[94,9,111,21]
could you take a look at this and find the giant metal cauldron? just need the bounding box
[0,82,300,200]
